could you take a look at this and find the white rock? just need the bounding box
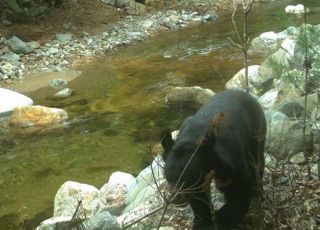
[281,38,295,61]
[54,181,100,217]
[225,65,261,94]
[259,89,279,110]
[285,4,310,15]
[100,182,127,207]
[36,216,72,230]
[260,31,279,42]
[107,171,135,188]
[289,152,306,164]
[53,88,73,98]
[0,88,33,114]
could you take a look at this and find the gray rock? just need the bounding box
[226,65,272,95]
[249,31,280,56]
[56,34,73,45]
[49,78,67,88]
[101,0,116,5]
[6,36,33,54]
[273,99,306,118]
[1,51,21,62]
[89,208,121,230]
[27,41,40,50]
[36,216,72,230]
[289,152,306,164]
[266,114,312,159]
[46,47,59,56]
[53,88,73,98]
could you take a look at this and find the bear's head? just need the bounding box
[161,128,215,193]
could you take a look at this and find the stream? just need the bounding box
[0,0,319,228]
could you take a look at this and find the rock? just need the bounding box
[289,152,306,164]
[0,52,21,62]
[107,171,135,187]
[36,216,72,230]
[124,156,165,213]
[226,65,272,95]
[259,88,279,110]
[9,105,68,128]
[281,38,295,62]
[266,113,312,159]
[89,208,121,230]
[125,2,146,15]
[100,171,135,207]
[54,181,100,217]
[56,34,73,45]
[264,110,288,125]
[0,88,33,114]
[101,204,123,216]
[165,86,215,110]
[27,41,40,50]
[101,0,115,5]
[53,88,73,98]
[1,18,12,26]
[273,99,306,118]
[45,47,59,56]
[311,164,318,176]
[249,31,280,55]
[265,154,277,169]
[285,4,310,15]
[6,36,33,54]
[0,61,24,80]
[49,78,68,89]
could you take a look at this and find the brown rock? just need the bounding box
[9,105,68,128]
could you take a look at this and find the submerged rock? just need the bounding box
[165,86,215,110]
[9,105,68,132]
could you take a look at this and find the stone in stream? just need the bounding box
[0,88,33,114]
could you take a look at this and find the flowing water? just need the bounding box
[0,0,319,228]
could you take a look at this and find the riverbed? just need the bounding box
[0,0,319,228]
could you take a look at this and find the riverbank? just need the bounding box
[0,0,220,93]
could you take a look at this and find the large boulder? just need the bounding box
[226,65,272,94]
[265,110,312,159]
[249,32,281,56]
[165,86,215,110]
[54,181,100,218]
[0,88,33,114]
[119,156,166,227]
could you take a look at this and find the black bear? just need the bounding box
[161,90,266,229]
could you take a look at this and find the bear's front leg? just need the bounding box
[188,191,214,230]
[215,182,251,228]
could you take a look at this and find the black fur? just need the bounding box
[161,90,266,229]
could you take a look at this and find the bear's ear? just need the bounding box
[161,129,174,161]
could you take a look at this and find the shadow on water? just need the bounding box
[0,0,319,228]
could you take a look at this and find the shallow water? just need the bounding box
[0,0,319,228]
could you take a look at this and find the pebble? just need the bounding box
[0,10,218,81]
